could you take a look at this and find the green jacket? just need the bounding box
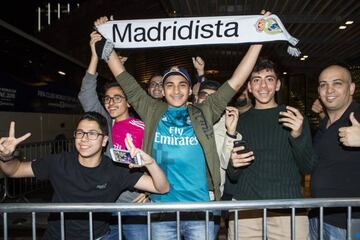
[115,71,236,200]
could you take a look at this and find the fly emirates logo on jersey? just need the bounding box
[154,126,199,146]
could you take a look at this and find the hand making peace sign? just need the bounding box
[0,122,31,159]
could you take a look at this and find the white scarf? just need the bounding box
[97,14,300,56]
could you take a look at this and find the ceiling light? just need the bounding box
[303,55,308,58]
[283,72,287,75]
[300,57,305,61]
[339,25,347,30]
[58,70,66,76]
[345,21,354,25]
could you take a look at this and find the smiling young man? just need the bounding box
[0,112,169,240]
[95,11,268,239]
[147,73,164,100]
[225,59,317,240]
[78,31,146,240]
[79,32,144,155]
[102,42,262,240]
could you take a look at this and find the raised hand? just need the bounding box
[311,98,326,119]
[339,112,360,147]
[261,9,272,17]
[90,31,102,60]
[192,56,205,76]
[225,106,239,136]
[118,56,128,65]
[0,122,31,159]
[124,133,155,168]
[94,16,109,27]
[278,106,304,138]
[90,31,127,64]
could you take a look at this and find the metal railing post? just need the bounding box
[89,212,93,240]
[319,207,323,240]
[263,208,267,240]
[3,212,8,240]
[347,206,352,240]
[147,211,151,240]
[118,212,122,240]
[32,212,37,240]
[291,207,295,240]
[234,210,238,240]
[60,211,65,240]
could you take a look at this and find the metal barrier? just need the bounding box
[0,139,75,202]
[1,198,360,240]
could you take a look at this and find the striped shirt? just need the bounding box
[112,117,144,149]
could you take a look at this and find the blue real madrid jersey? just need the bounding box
[151,106,209,202]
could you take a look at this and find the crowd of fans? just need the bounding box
[1,11,360,240]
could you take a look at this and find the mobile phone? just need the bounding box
[110,148,142,166]
[233,140,250,154]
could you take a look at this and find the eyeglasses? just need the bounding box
[198,91,210,99]
[103,95,126,104]
[148,82,162,89]
[73,130,104,140]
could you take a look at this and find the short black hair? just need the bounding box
[147,73,163,90]
[252,58,280,79]
[102,81,127,101]
[199,80,221,92]
[78,112,109,136]
[148,73,162,82]
[103,81,121,94]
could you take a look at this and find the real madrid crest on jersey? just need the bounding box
[186,116,192,125]
[161,115,168,122]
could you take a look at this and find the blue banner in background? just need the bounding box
[0,69,81,114]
